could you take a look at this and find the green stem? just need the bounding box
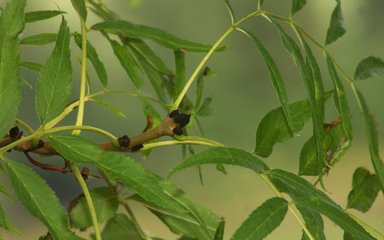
[15,119,35,135]
[141,136,224,151]
[260,174,315,240]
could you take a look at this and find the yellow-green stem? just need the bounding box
[141,136,224,151]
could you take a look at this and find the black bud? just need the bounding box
[131,144,143,152]
[173,127,183,136]
[173,114,190,127]
[118,135,131,148]
[81,167,89,181]
[37,139,44,149]
[169,110,180,118]
[9,126,19,139]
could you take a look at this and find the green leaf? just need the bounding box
[355,90,384,194]
[325,1,346,45]
[49,135,184,212]
[0,0,25,138]
[101,214,142,240]
[195,67,214,111]
[254,91,332,157]
[231,197,288,240]
[265,169,375,240]
[223,0,235,24]
[196,97,213,117]
[291,0,307,15]
[69,187,119,229]
[92,20,223,52]
[174,50,186,98]
[4,158,83,240]
[25,10,64,23]
[353,56,384,80]
[90,97,126,118]
[35,17,72,125]
[0,204,19,234]
[20,33,57,45]
[214,220,225,240]
[169,147,268,177]
[108,38,143,88]
[298,207,325,240]
[132,180,221,240]
[73,33,108,87]
[20,61,42,72]
[241,29,292,135]
[347,167,380,213]
[71,0,87,21]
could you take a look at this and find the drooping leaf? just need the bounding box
[241,29,293,135]
[25,10,64,23]
[101,214,142,240]
[0,0,25,138]
[254,91,332,157]
[347,167,380,213]
[214,220,225,240]
[20,33,57,45]
[49,135,184,212]
[291,0,307,15]
[224,0,235,24]
[87,0,119,21]
[108,38,143,88]
[325,1,346,45]
[71,0,87,21]
[92,20,224,52]
[90,97,126,118]
[174,50,186,98]
[20,61,42,72]
[169,147,268,177]
[231,197,288,240]
[69,187,119,229]
[132,180,221,240]
[73,32,108,87]
[355,90,384,194]
[265,169,375,240]
[35,17,72,125]
[4,158,83,240]
[353,56,384,80]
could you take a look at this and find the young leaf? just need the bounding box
[214,220,225,240]
[353,56,384,80]
[69,187,119,229]
[0,0,25,138]
[20,61,42,72]
[71,0,87,21]
[73,33,108,87]
[20,33,57,45]
[92,20,224,52]
[231,197,288,240]
[4,158,83,240]
[90,97,126,118]
[347,167,380,213]
[25,10,64,23]
[291,0,307,15]
[169,147,268,177]
[48,135,184,212]
[108,38,143,88]
[325,1,346,45]
[265,169,375,240]
[174,50,186,98]
[101,214,142,240]
[241,29,292,135]
[35,17,72,125]
[355,90,384,194]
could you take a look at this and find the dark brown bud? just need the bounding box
[131,144,143,152]
[9,126,20,139]
[173,114,190,127]
[118,135,131,148]
[173,127,183,136]
[169,110,180,118]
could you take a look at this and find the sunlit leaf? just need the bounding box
[71,0,87,21]
[4,158,83,240]
[35,17,72,125]
[73,32,108,87]
[353,56,384,80]
[69,187,119,229]
[174,50,186,98]
[266,169,375,240]
[291,0,307,15]
[25,10,64,23]
[325,1,346,45]
[169,147,268,177]
[92,20,224,52]
[20,33,57,45]
[101,214,142,240]
[347,167,380,213]
[231,197,288,240]
[0,0,25,138]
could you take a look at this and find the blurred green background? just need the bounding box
[0,0,383,239]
